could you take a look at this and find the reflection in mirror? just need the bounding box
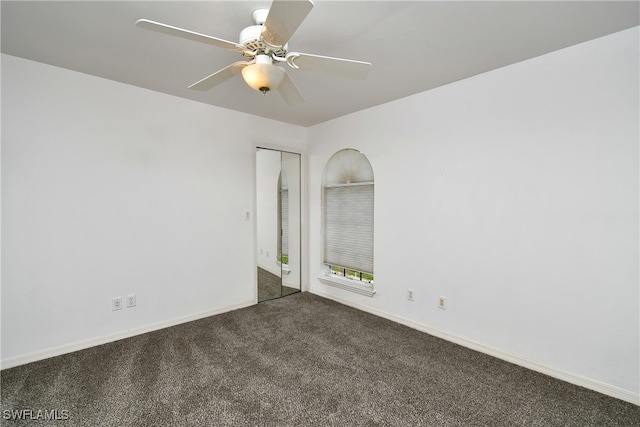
[277,171,284,265]
[280,151,300,297]
[256,148,301,302]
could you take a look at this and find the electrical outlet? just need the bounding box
[126,294,136,308]
[408,289,414,301]
[112,296,122,311]
[438,296,446,309]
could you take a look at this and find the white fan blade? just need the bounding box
[136,19,244,52]
[287,52,371,80]
[188,62,249,91]
[277,73,305,105]
[262,0,314,48]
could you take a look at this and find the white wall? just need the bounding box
[308,27,639,402]
[1,54,306,365]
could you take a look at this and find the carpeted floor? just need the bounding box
[1,293,638,426]
[257,267,299,302]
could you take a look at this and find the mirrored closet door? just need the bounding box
[256,148,301,302]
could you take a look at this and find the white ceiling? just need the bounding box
[2,1,638,127]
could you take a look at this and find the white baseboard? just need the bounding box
[1,300,255,370]
[309,288,640,406]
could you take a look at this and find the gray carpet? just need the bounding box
[1,293,638,426]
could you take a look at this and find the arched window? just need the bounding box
[320,149,375,296]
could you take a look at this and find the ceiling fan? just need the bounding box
[136,0,371,105]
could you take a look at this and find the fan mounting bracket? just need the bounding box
[252,8,269,26]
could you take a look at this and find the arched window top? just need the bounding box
[320,148,374,296]
[323,148,373,186]
[279,170,288,190]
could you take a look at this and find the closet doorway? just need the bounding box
[256,148,301,302]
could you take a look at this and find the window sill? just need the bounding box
[317,275,376,297]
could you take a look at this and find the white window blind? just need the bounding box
[323,183,374,274]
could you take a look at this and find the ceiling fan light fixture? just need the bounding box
[241,54,285,94]
[137,0,371,105]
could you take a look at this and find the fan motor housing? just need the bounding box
[239,25,287,58]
